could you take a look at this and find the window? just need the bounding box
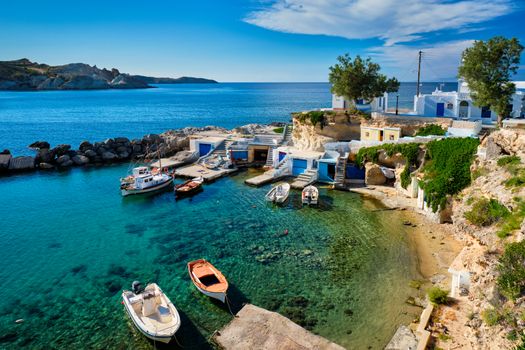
[365,132,370,137]
[389,135,395,140]
[446,103,453,110]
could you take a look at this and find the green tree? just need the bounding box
[497,240,525,300]
[458,37,523,126]
[329,54,399,106]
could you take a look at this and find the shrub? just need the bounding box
[273,127,284,134]
[504,169,525,188]
[420,138,479,212]
[497,155,521,167]
[497,199,525,238]
[481,308,502,326]
[415,124,446,136]
[497,240,525,300]
[428,286,449,305]
[464,198,510,227]
[295,111,326,129]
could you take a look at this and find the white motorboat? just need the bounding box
[265,183,290,203]
[302,185,319,205]
[122,282,181,344]
[120,166,172,196]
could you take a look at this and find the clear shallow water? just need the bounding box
[0,166,423,349]
[0,82,456,155]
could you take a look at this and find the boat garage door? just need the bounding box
[292,159,307,176]
[199,143,212,157]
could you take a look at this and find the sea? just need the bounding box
[0,82,453,349]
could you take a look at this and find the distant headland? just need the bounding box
[0,58,218,91]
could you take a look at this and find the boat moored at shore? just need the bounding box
[120,166,172,196]
[175,176,204,197]
[188,259,229,303]
[265,183,290,204]
[302,185,319,205]
[122,282,181,344]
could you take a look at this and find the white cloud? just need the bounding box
[368,40,474,81]
[245,0,511,46]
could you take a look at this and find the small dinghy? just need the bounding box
[175,177,204,197]
[188,259,229,303]
[122,281,181,344]
[265,183,290,203]
[302,185,319,205]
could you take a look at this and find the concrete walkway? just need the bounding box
[245,173,277,186]
[175,164,236,181]
[213,304,344,350]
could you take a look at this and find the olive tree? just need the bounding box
[458,37,523,126]
[329,54,399,106]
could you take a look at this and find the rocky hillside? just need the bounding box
[0,58,217,90]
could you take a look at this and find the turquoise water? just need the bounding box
[0,166,424,349]
[0,82,456,155]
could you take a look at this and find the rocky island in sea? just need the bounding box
[0,58,217,90]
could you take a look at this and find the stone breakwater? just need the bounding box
[0,123,284,175]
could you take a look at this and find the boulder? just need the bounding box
[104,138,115,147]
[118,152,130,159]
[114,137,130,144]
[38,162,54,169]
[84,150,97,158]
[72,155,89,165]
[365,163,387,185]
[142,134,162,145]
[132,144,142,153]
[116,146,129,153]
[0,153,12,169]
[102,151,117,161]
[29,141,50,149]
[36,149,54,163]
[56,155,71,166]
[8,156,35,171]
[51,144,71,157]
[0,149,10,155]
[484,136,503,160]
[79,141,93,151]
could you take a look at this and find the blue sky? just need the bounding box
[0,0,524,82]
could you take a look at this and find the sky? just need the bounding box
[0,0,524,82]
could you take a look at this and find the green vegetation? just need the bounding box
[420,138,479,212]
[497,240,525,300]
[356,143,420,189]
[408,279,424,290]
[295,111,326,129]
[498,155,521,167]
[458,36,523,126]
[497,199,525,238]
[273,127,284,134]
[471,167,489,181]
[329,54,399,106]
[415,124,446,136]
[481,308,502,326]
[464,198,510,227]
[427,286,449,305]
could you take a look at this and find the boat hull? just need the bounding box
[121,177,172,197]
[123,303,174,344]
[193,284,226,303]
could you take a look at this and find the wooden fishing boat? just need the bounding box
[265,183,290,203]
[302,185,319,205]
[122,282,181,343]
[187,259,228,303]
[120,167,173,197]
[175,177,204,197]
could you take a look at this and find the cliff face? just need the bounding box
[0,59,217,90]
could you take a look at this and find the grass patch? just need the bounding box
[420,138,479,212]
[504,168,525,188]
[497,155,521,167]
[409,279,424,289]
[427,286,449,305]
[497,240,525,300]
[471,167,489,181]
[464,198,510,227]
[497,199,525,238]
[415,124,446,136]
[481,308,502,326]
[273,127,284,134]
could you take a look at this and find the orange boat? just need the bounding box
[187,259,228,303]
[175,177,203,197]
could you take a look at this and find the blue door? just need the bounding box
[199,143,212,156]
[278,152,287,162]
[292,159,307,176]
[436,103,445,117]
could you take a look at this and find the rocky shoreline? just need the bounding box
[0,123,285,176]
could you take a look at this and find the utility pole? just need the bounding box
[416,50,423,97]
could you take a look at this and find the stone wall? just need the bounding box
[365,113,453,136]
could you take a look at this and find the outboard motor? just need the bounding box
[131,281,143,294]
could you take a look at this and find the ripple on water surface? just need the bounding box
[0,166,422,349]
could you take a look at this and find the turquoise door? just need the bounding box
[199,143,212,156]
[292,159,307,176]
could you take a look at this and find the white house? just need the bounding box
[414,79,525,123]
[332,93,389,113]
